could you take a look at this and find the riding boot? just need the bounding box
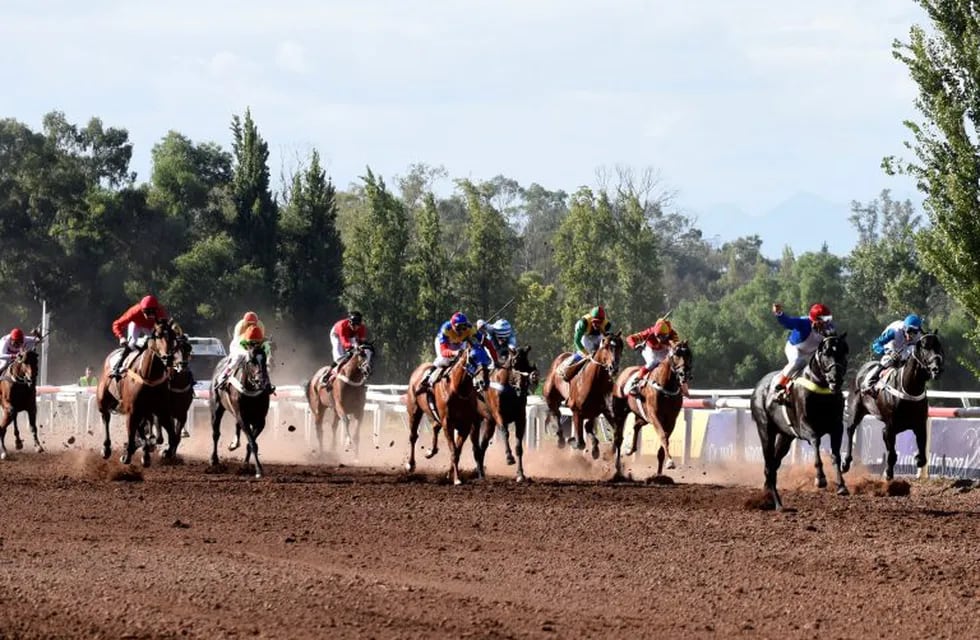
[773,374,790,403]
[419,367,442,391]
[111,346,131,380]
[628,371,647,397]
[863,367,882,397]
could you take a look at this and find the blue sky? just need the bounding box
[1,1,927,255]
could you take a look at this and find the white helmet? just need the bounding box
[476,319,487,331]
[492,319,513,338]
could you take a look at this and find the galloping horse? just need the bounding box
[97,320,179,465]
[750,333,850,510]
[542,332,624,461]
[612,340,693,479]
[474,345,539,482]
[209,342,272,478]
[0,349,41,459]
[150,329,194,445]
[306,342,375,456]
[844,331,944,480]
[405,345,489,485]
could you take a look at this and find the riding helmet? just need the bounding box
[140,295,159,312]
[492,319,512,338]
[9,327,24,343]
[244,325,265,342]
[349,310,363,325]
[450,312,469,329]
[243,311,259,323]
[808,303,832,322]
[904,314,923,330]
[590,306,606,320]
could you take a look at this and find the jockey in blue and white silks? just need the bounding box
[771,302,836,398]
[861,314,924,395]
[420,312,494,389]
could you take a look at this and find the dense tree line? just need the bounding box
[0,106,977,388]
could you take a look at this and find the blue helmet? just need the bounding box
[492,319,513,338]
[904,314,923,331]
[450,312,469,330]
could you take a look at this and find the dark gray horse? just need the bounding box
[843,331,943,480]
[750,333,850,510]
[209,343,272,478]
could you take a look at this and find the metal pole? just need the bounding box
[40,300,49,386]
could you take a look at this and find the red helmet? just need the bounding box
[140,295,159,313]
[808,303,832,322]
[10,328,24,343]
[244,325,265,342]
[243,311,259,324]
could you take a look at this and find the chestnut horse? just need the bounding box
[209,343,272,478]
[474,345,539,482]
[405,345,489,485]
[749,332,850,510]
[0,349,41,459]
[541,332,624,461]
[305,342,375,456]
[843,331,943,481]
[612,340,693,479]
[97,320,179,466]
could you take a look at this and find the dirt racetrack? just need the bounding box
[1,442,979,639]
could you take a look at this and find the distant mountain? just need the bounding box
[688,192,857,258]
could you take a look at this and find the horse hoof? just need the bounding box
[506,454,516,465]
[0,451,6,461]
[181,429,191,438]
[591,445,600,460]
[15,439,23,451]
[102,447,111,460]
[841,461,851,473]
[556,438,566,450]
[120,455,131,465]
[882,470,894,481]
[228,442,240,451]
[404,461,415,473]
[516,473,526,483]
[666,459,676,470]
[142,454,151,467]
[815,477,828,489]
[35,444,44,454]
[837,485,850,496]
[453,478,463,486]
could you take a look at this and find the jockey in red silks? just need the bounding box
[322,311,372,386]
[419,311,496,390]
[625,316,680,396]
[110,295,168,379]
[0,327,41,377]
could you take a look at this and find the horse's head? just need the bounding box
[147,319,178,368]
[914,331,944,380]
[811,332,849,393]
[241,341,271,392]
[354,342,375,378]
[172,327,192,374]
[10,349,39,385]
[667,340,693,386]
[594,331,623,376]
[505,345,539,394]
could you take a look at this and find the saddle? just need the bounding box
[109,347,142,373]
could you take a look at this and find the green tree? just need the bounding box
[342,168,416,379]
[457,179,515,319]
[407,192,450,349]
[886,3,980,367]
[610,190,663,331]
[230,109,278,298]
[276,150,343,335]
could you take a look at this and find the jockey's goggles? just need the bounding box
[907,327,922,336]
[814,315,832,322]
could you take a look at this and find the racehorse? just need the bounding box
[305,342,375,456]
[474,345,539,482]
[843,331,944,480]
[151,329,194,445]
[209,342,272,478]
[749,333,850,510]
[612,340,693,479]
[541,332,624,461]
[97,320,180,466]
[0,349,41,459]
[405,345,489,485]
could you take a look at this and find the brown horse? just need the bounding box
[151,329,194,445]
[474,345,538,482]
[0,349,41,460]
[612,340,693,479]
[405,345,489,485]
[97,320,179,466]
[306,342,375,456]
[541,332,624,461]
[209,343,272,478]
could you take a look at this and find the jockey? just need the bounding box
[476,318,518,357]
[419,311,493,390]
[559,305,612,381]
[216,324,271,389]
[625,316,679,396]
[322,310,368,386]
[771,302,835,401]
[217,311,266,388]
[110,295,168,379]
[861,314,924,396]
[0,327,40,378]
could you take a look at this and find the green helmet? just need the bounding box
[590,305,606,320]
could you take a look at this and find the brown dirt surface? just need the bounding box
[1,449,979,639]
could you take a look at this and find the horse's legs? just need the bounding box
[625,419,644,456]
[829,427,849,496]
[0,407,12,460]
[583,417,600,460]
[161,414,179,459]
[768,431,795,511]
[842,397,868,473]
[27,404,43,453]
[611,413,626,480]
[405,408,423,473]
[340,413,354,451]
[210,404,225,466]
[13,414,23,450]
[243,420,264,479]
[570,413,586,451]
[229,420,242,451]
[812,434,828,489]
[121,414,138,466]
[499,423,516,465]
[470,419,489,481]
[882,428,898,481]
[312,404,325,455]
[425,421,442,459]
[101,408,112,460]
[448,425,466,486]
[914,424,928,479]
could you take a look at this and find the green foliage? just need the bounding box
[457,179,516,319]
[887,3,980,361]
[407,192,450,339]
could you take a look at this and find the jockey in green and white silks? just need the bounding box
[558,306,611,380]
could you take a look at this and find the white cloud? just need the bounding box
[275,41,308,74]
